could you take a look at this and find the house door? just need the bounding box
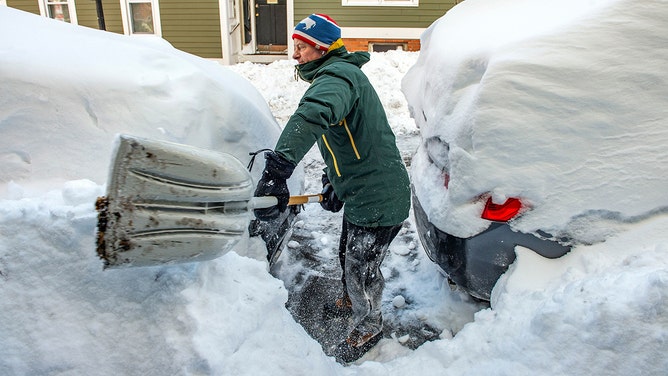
[221,0,243,64]
[255,0,287,53]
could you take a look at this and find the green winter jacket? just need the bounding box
[275,47,410,227]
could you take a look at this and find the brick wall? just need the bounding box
[343,38,421,52]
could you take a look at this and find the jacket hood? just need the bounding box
[295,47,370,82]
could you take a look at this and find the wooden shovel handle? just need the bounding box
[250,194,323,209]
[288,194,323,206]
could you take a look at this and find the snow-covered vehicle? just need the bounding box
[402,0,668,300]
[0,8,304,265]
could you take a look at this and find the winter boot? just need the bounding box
[333,329,383,364]
[323,293,352,319]
[345,328,382,348]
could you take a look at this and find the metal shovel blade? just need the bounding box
[96,134,255,268]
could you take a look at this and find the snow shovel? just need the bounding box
[95,134,321,269]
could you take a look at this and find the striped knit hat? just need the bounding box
[292,14,343,52]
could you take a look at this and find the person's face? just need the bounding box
[293,40,324,64]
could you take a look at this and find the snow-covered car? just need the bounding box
[0,8,303,262]
[402,0,668,300]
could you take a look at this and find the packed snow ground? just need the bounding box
[1,1,668,375]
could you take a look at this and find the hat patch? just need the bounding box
[302,17,316,30]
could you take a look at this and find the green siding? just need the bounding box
[74,1,102,29]
[6,0,40,15]
[74,0,124,34]
[294,0,458,28]
[159,0,222,58]
[7,0,124,33]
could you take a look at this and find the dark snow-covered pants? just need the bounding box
[338,218,402,337]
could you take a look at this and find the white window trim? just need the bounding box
[342,0,418,7]
[38,0,79,24]
[119,0,162,36]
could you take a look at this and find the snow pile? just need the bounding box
[0,180,331,375]
[0,7,282,189]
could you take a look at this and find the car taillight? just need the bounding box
[443,173,450,189]
[481,197,522,222]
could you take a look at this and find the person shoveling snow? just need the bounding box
[252,14,411,363]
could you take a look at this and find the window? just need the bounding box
[129,0,154,33]
[342,0,418,6]
[41,0,77,23]
[369,42,407,52]
[122,0,161,35]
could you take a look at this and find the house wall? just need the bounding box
[293,0,459,52]
[159,0,222,58]
[7,0,125,34]
[293,0,457,28]
[6,0,40,14]
[75,0,124,33]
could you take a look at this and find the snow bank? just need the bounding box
[0,7,281,188]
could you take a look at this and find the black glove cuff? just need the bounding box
[264,151,296,180]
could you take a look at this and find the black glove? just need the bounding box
[253,151,296,221]
[320,174,343,213]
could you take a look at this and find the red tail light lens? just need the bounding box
[481,197,522,222]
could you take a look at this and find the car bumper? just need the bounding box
[412,191,570,300]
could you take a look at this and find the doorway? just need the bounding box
[253,0,287,53]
